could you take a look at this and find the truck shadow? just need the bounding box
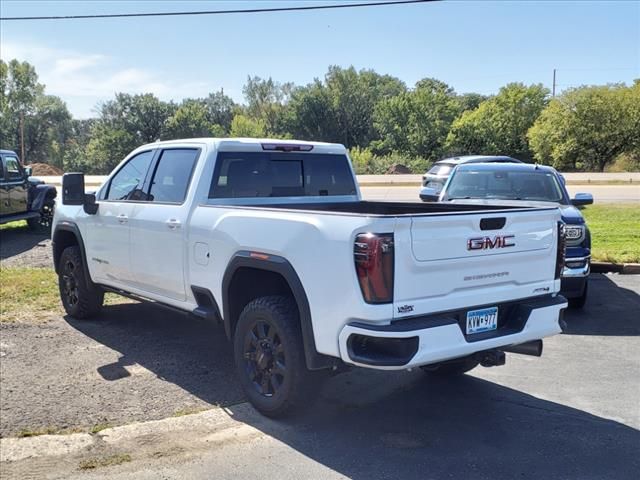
[0,225,49,260]
[563,273,640,336]
[228,371,640,480]
[66,299,639,479]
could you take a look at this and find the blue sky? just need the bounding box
[1,0,638,118]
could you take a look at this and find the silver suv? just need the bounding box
[421,155,522,200]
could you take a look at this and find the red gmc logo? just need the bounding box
[467,235,516,250]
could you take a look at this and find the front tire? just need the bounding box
[420,357,479,376]
[233,295,321,418]
[58,246,104,319]
[27,197,55,231]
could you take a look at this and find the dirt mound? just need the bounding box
[386,163,412,174]
[29,163,63,176]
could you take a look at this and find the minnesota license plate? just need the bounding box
[466,307,498,334]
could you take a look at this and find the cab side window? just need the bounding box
[4,157,23,181]
[148,149,199,204]
[105,151,154,201]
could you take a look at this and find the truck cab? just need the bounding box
[0,150,57,229]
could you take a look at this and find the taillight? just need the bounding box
[555,222,566,279]
[354,233,394,304]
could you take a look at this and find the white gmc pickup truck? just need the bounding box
[53,138,567,417]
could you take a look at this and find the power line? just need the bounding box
[0,0,438,21]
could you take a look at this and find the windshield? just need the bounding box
[444,170,565,203]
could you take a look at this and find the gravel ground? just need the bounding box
[0,301,244,437]
[0,227,53,269]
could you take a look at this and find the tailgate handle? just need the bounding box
[480,217,506,230]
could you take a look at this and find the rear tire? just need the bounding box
[568,281,588,309]
[58,246,104,319]
[420,357,479,376]
[233,295,322,418]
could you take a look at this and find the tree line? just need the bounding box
[1,59,638,174]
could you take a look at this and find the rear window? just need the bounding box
[428,163,453,176]
[445,170,565,203]
[209,152,357,198]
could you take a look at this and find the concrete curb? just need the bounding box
[0,403,266,464]
[591,262,640,274]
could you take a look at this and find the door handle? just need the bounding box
[116,214,128,224]
[166,218,181,230]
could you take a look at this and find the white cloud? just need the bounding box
[1,41,211,118]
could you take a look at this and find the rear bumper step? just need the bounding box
[338,295,566,370]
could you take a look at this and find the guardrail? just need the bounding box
[36,172,640,189]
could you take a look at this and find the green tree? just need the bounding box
[242,76,293,135]
[0,59,73,165]
[373,78,459,161]
[164,100,211,139]
[528,83,640,171]
[285,66,405,147]
[446,83,549,161]
[86,93,176,172]
[230,114,266,138]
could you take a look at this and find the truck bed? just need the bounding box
[215,200,543,217]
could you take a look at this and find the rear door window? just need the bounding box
[209,152,356,198]
[148,149,199,204]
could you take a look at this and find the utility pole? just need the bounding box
[552,68,557,98]
[20,112,25,163]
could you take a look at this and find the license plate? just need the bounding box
[427,181,441,190]
[466,307,498,334]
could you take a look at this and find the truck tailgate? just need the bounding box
[393,207,561,318]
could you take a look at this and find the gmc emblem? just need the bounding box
[467,235,515,250]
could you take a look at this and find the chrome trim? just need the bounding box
[562,256,591,278]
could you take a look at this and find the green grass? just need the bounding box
[0,220,28,231]
[581,204,640,264]
[0,267,134,323]
[0,268,60,322]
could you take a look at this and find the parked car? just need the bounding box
[53,138,567,417]
[421,155,522,199]
[436,162,592,308]
[0,150,57,230]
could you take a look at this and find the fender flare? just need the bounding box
[30,184,57,212]
[222,251,337,370]
[52,222,95,290]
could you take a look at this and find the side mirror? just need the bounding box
[62,173,99,215]
[24,166,33,177]
[419,187,440,202]
[571,192,593,206]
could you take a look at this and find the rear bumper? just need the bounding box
[338,295,567,370]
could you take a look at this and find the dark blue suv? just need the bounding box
[438,163,592,308]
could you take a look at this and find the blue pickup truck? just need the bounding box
[425,162,592,308]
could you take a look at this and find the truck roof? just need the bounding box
[137,137,347,154]
[437,155,522,165]
[455,162,558,174]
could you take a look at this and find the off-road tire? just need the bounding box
[568,281,588,309]
[420,357,479,376]
[27,197,55,232]
[58,245,104,319]
[233,295,322,418]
